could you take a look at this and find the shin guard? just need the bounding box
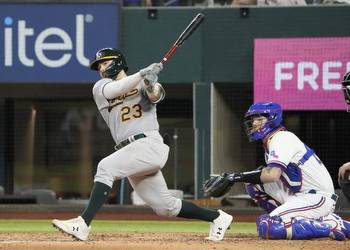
[256,214,336,240]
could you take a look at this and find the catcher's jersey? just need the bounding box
[265,131,334,196]
[93,78,160,144]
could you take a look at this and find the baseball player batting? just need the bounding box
[52,48,232,241]
[204,102,350,240]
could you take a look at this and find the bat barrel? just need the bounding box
[176,13,205,46]
[160,13,205,64]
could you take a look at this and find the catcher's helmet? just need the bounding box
[339,171,350,201]
[342,71,350,106]
[244,102,283,141]
[89,48,128,78]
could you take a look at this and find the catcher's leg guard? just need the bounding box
[256,214,337,240]
[256,214,286,239]
[246,184,278,213]
[290,217,334,240]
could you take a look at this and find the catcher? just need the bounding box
[204,101,350,240]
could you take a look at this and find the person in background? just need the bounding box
[231,0,257,6]
[257,0,307,5]
[123,0,181,6]
[338,72,350,180]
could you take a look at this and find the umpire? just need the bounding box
[339,71,350,197]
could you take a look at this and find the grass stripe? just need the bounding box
[0,220,256,234]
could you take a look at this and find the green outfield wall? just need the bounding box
[122,6,350,83]
[121,5,350,198]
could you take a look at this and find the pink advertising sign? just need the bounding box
[254,37,350,110]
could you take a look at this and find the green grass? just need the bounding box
[0,220,256,234]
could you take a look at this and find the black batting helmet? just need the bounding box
[90,48,128,78]
[342,71,350,106]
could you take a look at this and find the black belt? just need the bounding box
[114,133,146,150]
[308,189,338,202]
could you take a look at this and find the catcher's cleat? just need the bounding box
[324,213,347,241]
[342,219,350,238]
[329,229,346,241]
[52,216,91,241]
[206,210,233,241]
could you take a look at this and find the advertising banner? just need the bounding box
[254,38,350,110]
[0,3,120,83]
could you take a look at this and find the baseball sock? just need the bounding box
[177,200,220,222]
[81,181,111,226]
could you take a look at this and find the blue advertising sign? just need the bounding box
[0,3,120,83]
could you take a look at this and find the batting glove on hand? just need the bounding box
[144,72,158,90]
[139,63,163,78]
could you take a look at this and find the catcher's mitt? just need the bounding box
[203,173,235,198]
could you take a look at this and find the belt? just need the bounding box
[114,133,146,151]
[307,189,338,202]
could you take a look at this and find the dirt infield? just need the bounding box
[1,208,350,250]
[0,232,350,250]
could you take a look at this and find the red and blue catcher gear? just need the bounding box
[256,214,346,240]
[244,102,283,141]
[272,145,315,193]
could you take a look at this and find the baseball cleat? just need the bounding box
[206,209,233,241]
[342,219,350,238]
[324,213,348,241]
[329,229,346,241]
[52,216,91,241]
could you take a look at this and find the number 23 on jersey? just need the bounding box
[121,104,142,122]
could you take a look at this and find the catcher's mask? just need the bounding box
[244,102,283,141]
[90,48,128,79]
[342,71,350,110]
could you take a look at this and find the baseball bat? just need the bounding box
[160,13,205,65]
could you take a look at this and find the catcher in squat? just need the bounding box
[204,101,350,240]
[52,48,232,241]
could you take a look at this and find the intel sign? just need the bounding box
[0,3,120,83]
